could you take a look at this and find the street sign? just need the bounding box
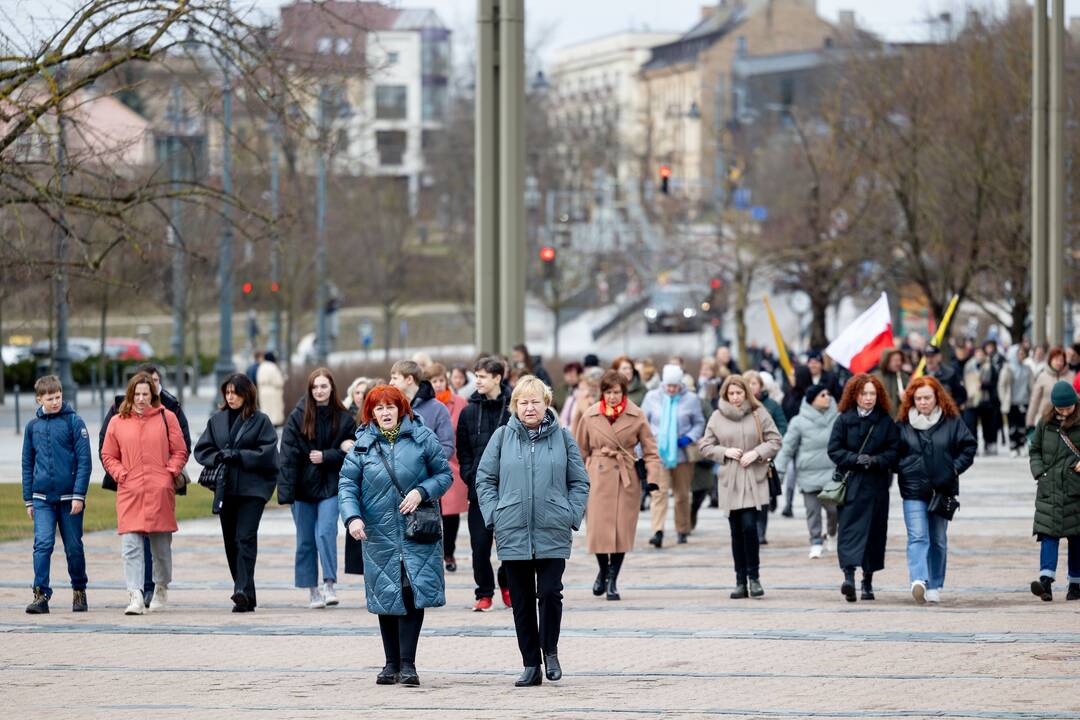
[733,188,752,210]
[358,320,373,349]
[751,205,768,222]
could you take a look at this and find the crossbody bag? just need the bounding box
[374,442,442,544]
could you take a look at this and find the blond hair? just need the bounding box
[510,375,553,411]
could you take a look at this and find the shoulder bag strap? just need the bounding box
[856,423,875,453]
[374,441,407,499]
[1058,428,1080,460]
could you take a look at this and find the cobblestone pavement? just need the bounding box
[2,456,1079,719]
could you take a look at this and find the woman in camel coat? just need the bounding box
[699,374,782,599]
[575,370,662,601]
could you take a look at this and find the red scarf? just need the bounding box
[436,388,454,407]
[600,396,628,424]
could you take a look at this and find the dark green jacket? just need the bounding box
[1029,417,1080,538]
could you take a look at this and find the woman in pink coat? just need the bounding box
[428,363,469,572]
[101,372,189,616]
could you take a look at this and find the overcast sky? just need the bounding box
[4,0,1080,60]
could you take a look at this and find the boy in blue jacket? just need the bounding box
[22,375,92,614]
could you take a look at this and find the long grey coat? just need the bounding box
[475,409,590,561]
[773,397,839,494]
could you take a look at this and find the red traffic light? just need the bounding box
[539,246,556,262]
[242,282,253,295]
[710,278,722,290]
[659,165,672,178]
[270,281,280,293]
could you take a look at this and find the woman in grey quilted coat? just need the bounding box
[339,385,452,688]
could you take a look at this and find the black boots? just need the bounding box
[677,532,689,544]
[649,531,663,548]
[26,587,49,614]
[1031,576,1053,601]
[515,666,543,686]
[861,573,875,601]
[1067,583,1080,601]
[606,567,621,601]
[376,664,400,685]
[543,651,562,681]
[749,578,765,598]
[399,662,420,686]
[731,583,749,599]
[72,589,87,613]
[592,568,607,596]
[841,568,857,602]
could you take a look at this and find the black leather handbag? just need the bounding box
[927,492,960,520]
[375,443,442,544]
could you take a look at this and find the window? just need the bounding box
[335,38,352,55]
[780,76,795,108]
[375,85,408,120]
[736,36,748,57]
[317,37,333,54]
[422,83,447,121]
[336,127,350,153]
[387,51,399,65]
[421,129,439,153]
[376,130,407,165]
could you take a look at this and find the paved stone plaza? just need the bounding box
[2,456,1079,719]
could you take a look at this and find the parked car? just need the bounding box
[30,337,101,362]
[104,338,154,361]
[643,285,706,334]
[2,345,32,365]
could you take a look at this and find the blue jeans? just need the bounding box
[32,499,87,598]
[1039,536,1080,583]
[902,499,949,589]
[291,497,339,588]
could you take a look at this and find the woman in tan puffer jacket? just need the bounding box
[1027,347,1075,429]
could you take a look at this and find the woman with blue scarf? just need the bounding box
[641,364,706,548]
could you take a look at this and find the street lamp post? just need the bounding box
[314,86,329,365]
[268,113,282,359]
[167,80,186,402]
[214,42,236,390]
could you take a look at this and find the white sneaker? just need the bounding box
[148,584,167,612]
[323,581,339,606]
[124,590,145,615]
[823,535,835,553]
[925,589,941,603]
[808,544,824,559]
[308,587,326,609]
[911,580,926,604]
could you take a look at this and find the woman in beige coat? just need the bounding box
[575,370,662,601]
[699,375,782,599]
[1027,346,1074,428]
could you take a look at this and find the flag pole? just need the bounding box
[763,295,796,386]
[912,295,960,379]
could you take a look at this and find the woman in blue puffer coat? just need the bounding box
[339,385,452,688]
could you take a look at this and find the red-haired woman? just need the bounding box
[828,373,901,602]
[339,385,453,686]
[278,368,357,609]
[896,377,977,604]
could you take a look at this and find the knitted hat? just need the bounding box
[661,364,684,386]
[804,383,829,403]
[806,350,824,362]
[1051,380,1078,408]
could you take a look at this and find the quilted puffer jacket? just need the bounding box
[475,409,590,561]
[338,416,453,616]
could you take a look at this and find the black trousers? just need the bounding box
[729,508,761,583]
[1007,405,1028,451]
[443,514,461,559]
[468,502,507,599]
[219,495,265,606]
[504,558,565,666]
[977,402,1002,447]
[378,584,425,667]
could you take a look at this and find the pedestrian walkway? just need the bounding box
[1,456,1078,719]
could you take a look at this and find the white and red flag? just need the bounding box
[825,293,894,374]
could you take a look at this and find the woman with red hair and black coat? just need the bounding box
[828,373,901,602]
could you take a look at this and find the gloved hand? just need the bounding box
[677,435,693,449]
[645,482,660,493]
[219,449,241,466]
[855,454,874,468]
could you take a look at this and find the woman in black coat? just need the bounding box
[895,376,977,605]
[828,373,901,602]
[278,368,357,609]
[193,373,280,612]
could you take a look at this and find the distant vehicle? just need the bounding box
[30,337,102,362]
[644,285,706,334]
[104,338,154,361]
[2,345,32,365]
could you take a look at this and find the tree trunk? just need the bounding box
[190,302,201,398]
[0,290,5,404]
[1010,296,1029,347]
[97,287,108,397]
[810,294,830,351]
[734,271,749,372]
[383,303,394,363]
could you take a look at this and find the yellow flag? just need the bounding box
[763,296,795,386]
[912,295,960,379]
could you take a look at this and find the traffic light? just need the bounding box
[539,246,556,280]
[241,281,254,296]
[659,165,671,195]
[705,277,724,315]
[270,281,280,293]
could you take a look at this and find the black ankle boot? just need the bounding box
[543,650,562,681]
[399,662,419,686]
[606,568,621,601]
[649,531,663,548]
[376,663,400,685]
[1067,583,1080,601]
[592,568,607,597]
[1031,576,1053,601]
[861,573,875,601]
[730,583,749,599]
[515,666,543,686]
[841,568,856,602]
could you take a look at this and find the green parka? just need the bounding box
[1029,414,1080,538]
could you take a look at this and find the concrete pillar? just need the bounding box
[498,0,526,353]
[475,0,500,354]
[1032,0,1048,345]
[1049,0,1066,345]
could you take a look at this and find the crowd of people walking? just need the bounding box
[18,336,1080,685]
